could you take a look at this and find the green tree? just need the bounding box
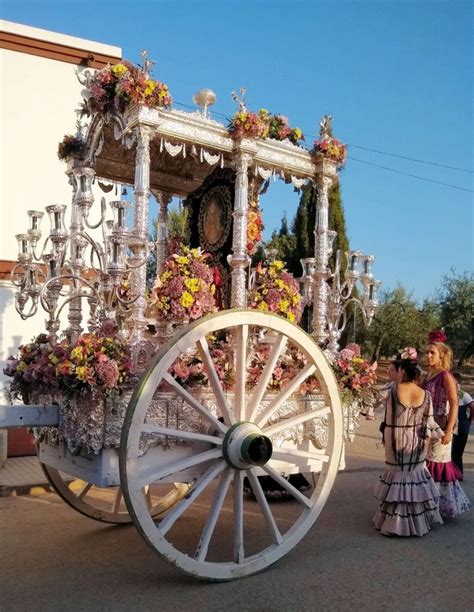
[437,270,474,365]
[363,285,440,360]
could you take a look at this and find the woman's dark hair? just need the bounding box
[393,355,418,382]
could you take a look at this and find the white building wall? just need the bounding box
[0,21,122,401]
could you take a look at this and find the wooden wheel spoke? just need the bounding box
[233,470,245,563]
[263,406,330,438]
[247,334,288,422]
[256,364,317,428]
[195,467,233,561]
[196,338,235,425]
[77,482,93,500]
[262,464,313,509]
[234,324,249,422]
[141,424,223,446]
[272,447,330,463]
[132,447,222,488]
[112,488,123,513]
[246,468,283,544]
[159,460,226,536]
[163,373,228,435]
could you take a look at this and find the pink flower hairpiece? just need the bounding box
[428,328,447,344]
[400,347,417,361]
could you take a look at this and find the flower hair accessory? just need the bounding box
[428,328,447,344]
[399,347,417,361]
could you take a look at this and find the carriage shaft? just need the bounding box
[0,404,59,428]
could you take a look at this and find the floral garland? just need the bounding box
[148,246,216,323]
[249,260,302,323]
[228,108,304,144]
[57,134,87,161]
[313,137,347,166]
[86,60,172,116]
[332,343,378,408]
[4,331,135,403]
[247,199,264,255]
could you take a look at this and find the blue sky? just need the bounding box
[2,0,472,301]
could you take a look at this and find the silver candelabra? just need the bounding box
[11,166,151,343]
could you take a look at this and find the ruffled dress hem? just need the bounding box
[373,466,442,536]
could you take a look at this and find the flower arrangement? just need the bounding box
[259,109,305,145]
[313,137,347,166]
[247,343,319,394]
[399,346,418,361]
[86,60,172,116]
[57,134,87,161]
[4,334,61,403]
[427,328,447,344]
[228,108,304,144]
[228,109,266,139]
[169,334,236,391]
[249,260,303,323]
[333,343,378,408]
[4,331,135,404]
[247,199,264,255]
[149,246,217,323]
[54,333,134,400]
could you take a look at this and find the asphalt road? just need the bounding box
[1,418,472,612]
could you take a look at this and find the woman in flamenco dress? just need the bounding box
[421,330,471,518]
[374,348,444,536]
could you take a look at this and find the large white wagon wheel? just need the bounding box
[120,310,343,580]
[39,457,189,524]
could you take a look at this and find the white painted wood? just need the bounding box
[255,363,317,427]
[196,337,235,426]
[162,373,227,434]
[0,404,59,427]
[195,468,233,561]
[234,324,248,422]
[233,470,245,563]
[263,406,331,438]
[141,424,223,446]
[159,461,226,536]
[246,468,282,544]
[120,310,344,581]
[261,464,313,509]
[247,334,288,422]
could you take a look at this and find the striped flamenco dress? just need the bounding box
[373,386,444,536]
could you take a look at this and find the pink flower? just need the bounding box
[345,343,361,356]
[95,360,119,388]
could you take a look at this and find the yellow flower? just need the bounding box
[75,366,89,382]
[272,261,285,271]
[287,312,296,323]
[144,80,156,96]
[49,354,59,365]
[257,301,269,311]
[160,270,172,283]
[274,279,285,289]
[247,223,259,241]
[17,361,27,372]
[292,294,301,305]
[111,63,128,77]
[248,211,259,224]
[181,291,194,308]
[70,347,85,362]
[185,278,200,293]
[176,256,189,265]
[278,299,290,313]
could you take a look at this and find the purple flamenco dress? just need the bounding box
[422,372,471,518]
[374,387,444,536]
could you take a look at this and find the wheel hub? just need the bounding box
[222,422,273,469]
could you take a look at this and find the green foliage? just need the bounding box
[437,270,474,364]
[362,285,440,360]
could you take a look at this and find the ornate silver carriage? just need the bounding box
[1,63,380,581]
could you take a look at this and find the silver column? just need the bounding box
[229,150,252,308]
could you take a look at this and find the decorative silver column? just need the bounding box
[128,125,152,343]
[311,173,334,345]
[229,150,253,308]
[66,164,94,341]
[152,189,172,278]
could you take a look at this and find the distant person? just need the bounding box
[374,348,444,536]
[421,330,471,517]
[451,372,473,476]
